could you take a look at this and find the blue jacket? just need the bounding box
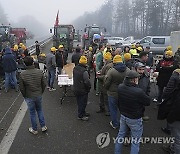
[2,48,17,73]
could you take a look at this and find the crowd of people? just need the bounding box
[1,41,180,154]
[71,43,180,154]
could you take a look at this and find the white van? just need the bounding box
[139,36,170,54]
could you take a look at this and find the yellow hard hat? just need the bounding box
[13,45,18,51]
[79,56,87,64]
[167,46,172,51]
[22,45,27,50]
[137,47,143,51]
[19,43,24,47]
[113,55,122,63]
[89,47,93,51]
[103,52,112,60]
[124,53,131,61]
[59,45,64,48]
[178,45,180,49]
[131,44,136,49]
[51,47,57,52]
[165,50,173,57]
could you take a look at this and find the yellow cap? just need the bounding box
[165,50,173,56]
[59,45,64,48]
[124,53,131,61]
[79,56,87,64]
[167,46,172,51]
[89,47,93,51]
[113,55,122,63]
[131,44,136,49]
[103,52,112,60]
[22,45,27,50]
[137,47,143,51]
[51,47,57,52]
[13,45,18,51]
[178,45,180,49]
[19,43,24,47]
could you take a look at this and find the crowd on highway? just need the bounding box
[0,41,180,154]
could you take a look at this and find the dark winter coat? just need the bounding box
[118,79,151,119]
[161,70,180,123]
[71,52,82,66]
[73,64,91,96]
[2,48,17,73]
[55,50,68,68]
[156,57,176,88]
[138,73,150,95]
[104,63,129,98]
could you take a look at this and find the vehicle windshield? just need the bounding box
[57,27,69,34]
[90,27,100,34]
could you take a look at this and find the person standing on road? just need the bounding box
[134,62,150,121]
[159,69,180,154]
[2,47,19,92]
[46,47,57,91]
[72,47,82,66]
[55,45,68,74]
[19,56,47,135]
[73,56,91,121]
[96,52,113,115]
[35,41,41,57]
[115,70,151,154]
[104,55,129,129]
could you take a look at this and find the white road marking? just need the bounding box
[0,101,27,154]
[0,92,21,125]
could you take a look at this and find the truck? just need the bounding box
[11,28,27,44]
[82,24,106,49]
[0,25,16,51]
[51,25,75,52]
[170,31,180,53]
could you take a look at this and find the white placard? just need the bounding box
[58,74,73,86]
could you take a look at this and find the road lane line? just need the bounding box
[0,101,27,154]
[0,92,21,125]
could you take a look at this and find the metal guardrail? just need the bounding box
[28,36,52,55]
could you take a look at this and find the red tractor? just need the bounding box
[11,28,27,44]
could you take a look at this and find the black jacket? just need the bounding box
[156,57,176,88]
[138,73,150,95]
[161,71,180,123]
[72,52,82,66]
[118,79,151,119]
[73,64,91,96]
[55,50,68,68]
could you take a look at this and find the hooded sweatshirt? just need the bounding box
[2,48,17,73]
[104,62,129,98]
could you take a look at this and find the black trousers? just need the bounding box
[76,94,88,118]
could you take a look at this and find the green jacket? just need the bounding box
[97,61,113,92]
[19,65,46,98]
[104,63,129,98]
[96,50,103,71]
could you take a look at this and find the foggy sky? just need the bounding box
[1,0,106,28]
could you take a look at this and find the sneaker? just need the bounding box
[42,126,48,132]
[28,127,38,135]
[77,116,89,121]
[47,86,50,89]
[142,116,150,121]
[85,112,90,117]
[110,121,118,129]
[49,88,56,91]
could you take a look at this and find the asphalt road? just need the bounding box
[0,42,170,154]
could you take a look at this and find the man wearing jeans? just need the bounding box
[115,70,150,154]
[46,47,57,91]
[2,47,18,92]
[19,56,47,135]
